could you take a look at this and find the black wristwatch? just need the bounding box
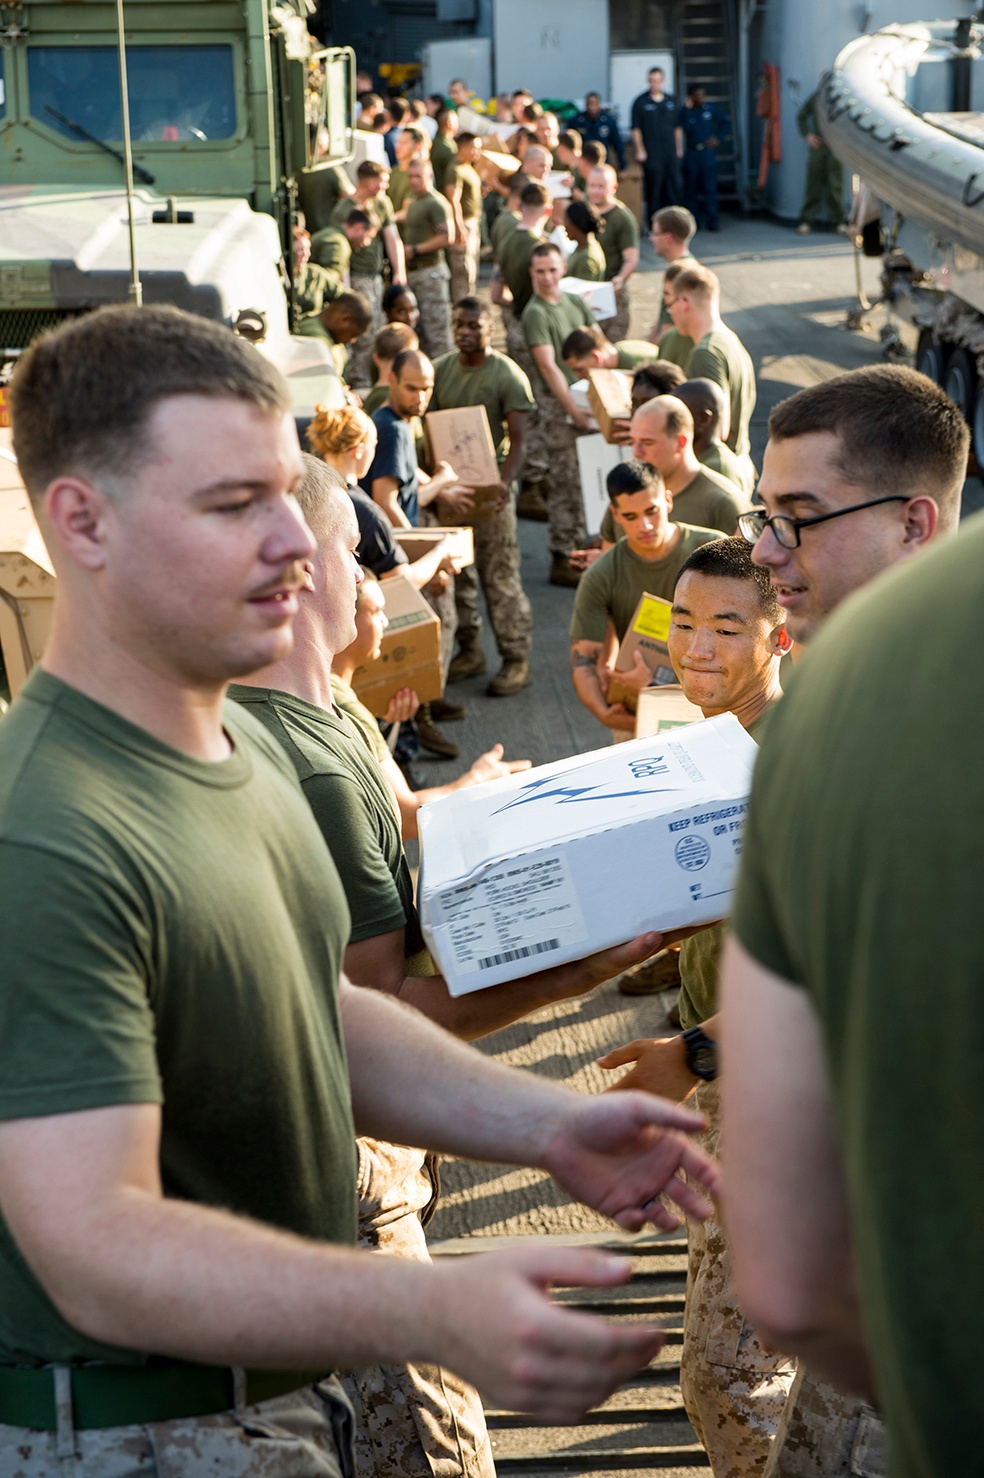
[681,1026,718,1082]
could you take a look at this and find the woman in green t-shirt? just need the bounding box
[564,201,606,281]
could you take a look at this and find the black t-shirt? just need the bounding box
[630,91,679,154]
[346,483,408,578]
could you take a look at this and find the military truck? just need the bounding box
[0,0,356,416]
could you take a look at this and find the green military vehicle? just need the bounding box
[0,0,355,417]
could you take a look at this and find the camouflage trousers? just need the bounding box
[340,1139,495,1478]
[408,264,454,360]
[348,275,383,389]
[682,1080,796,1478]
[420,507,459,679]
[454,494,533,661]
[598,282,631,343]
[535,392,588,557]
[763,1370,886,1478]
[449,219,480,306]
[0,1376,355,1477]
[504,313,548,482]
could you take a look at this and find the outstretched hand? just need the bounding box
[598,1036,697,1103]
[539,1091,718,1232]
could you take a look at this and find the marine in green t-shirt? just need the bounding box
[387,166,411,215]
[497,227,547,317]
[702,437,751,492]
[331,672,390,764]
[490,208,519,260]
[297,162,352,232]
[730,516,984,1478]
[296,313,349,378]
[522,291,595,390]
[598,200,639,281]
[615,340,660,370]
[570,523,719,646]
[566,238,606,281]
[332,191,395,279]
[657,328,695,368]
[310,225,352,281]
[430,132,458,192]
[444,159,483,222]
[430,347,536,464]
[686,327,756,459]
[229,686,423,956]
[403,190,453,268]
[599,466,749,543]
[0,670,358,1366]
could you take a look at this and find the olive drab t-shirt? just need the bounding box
[615,340,660,370]
[444,160,483,221]
[686,327,757,459]
[569,523,719,645]
[310,226,352,281]
[566,238,607,281]
[0,671,357,1366]
[597,201,639,280]
[229,686,423,957]
[521,292,596,391]
[429,350,536,465]
[490,209,519,260]
[430,133,458,192]
[387,167,412,215]
[403,190,453,268]
[332,192,396,279]
[731,516,984,1478]
[498,227,547,317]
[656,328,695,368]
[599,466,749,543]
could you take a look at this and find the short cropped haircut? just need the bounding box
[457,131,477,147]
[343,208,371,230]
[673,264,719,300]
[558,129,582,151]
[520,181,551,210]
[647,394,694,439]
[357,159,387,180]
[530,242,563,263]
[607,459,662,502]
[768,366,969,528]
[652,206,696,243]
[392,348,431,380]
[292,453,351,542]
[9,305,289,506]
[581,141,606,167]
[677,376,727,428]
[562,325,606,360]
[633,362,686,395]
[387,97,410,124]
[329,291,373,333]
[373,322,418,362]
[453,296,489,319]
[674,536,782,623]
[506,172,532,201]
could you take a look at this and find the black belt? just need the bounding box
[0,1359,327,1431]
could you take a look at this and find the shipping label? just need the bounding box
[436,851,589,977]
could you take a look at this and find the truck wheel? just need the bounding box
[916,330,947,385]
[972,378,984,469]
[943,347,975,421]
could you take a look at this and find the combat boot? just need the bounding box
[448,645,488,683]
[487,659,532,697]
[516,483,549,521]
[416,704,460,759]
[549,554,581,588]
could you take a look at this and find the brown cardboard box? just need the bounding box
[394,526,475,568]
[587,369,633,444]
[0,431,57,700]
[351,572,443,717]
[476,149,520,188]
[607,591,677,713]
[425,406,502,526]
[635,684,704,738]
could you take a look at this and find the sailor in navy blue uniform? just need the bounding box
[630,67,682,227]
[678,85,730,232]
[570,92,626,172]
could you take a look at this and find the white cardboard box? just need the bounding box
[576,433,631,535]
[418,714,758,995]
[560,277,617,322]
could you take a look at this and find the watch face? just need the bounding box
[691,1043,716,1076]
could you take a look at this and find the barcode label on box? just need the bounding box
[437,852,588,978]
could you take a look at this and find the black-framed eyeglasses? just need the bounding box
[738,495,910,551]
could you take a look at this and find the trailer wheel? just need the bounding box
[972,378,984,469]
[943,347,976,420]
[915,330,947,385]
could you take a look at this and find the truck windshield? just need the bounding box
[28,45,236,142]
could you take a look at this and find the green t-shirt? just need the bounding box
[658,252,698,328]
[498,227,546,317]
[657,328,695,368]
[702,438,753,494]
[569,523,719,644]
[599,466,749,543]
[430,349,536,465]
[598,201,639,280]
[686,328,757,459]
[229,686,422,956]
[431,133,458,192]
[616,340,659,370]
[298,163,352,232]
[404,190,453,268]
[521,292,595,390]
[310,226,352,281]
[296,314,348,379]
[332,192,395,278]
[445,160,483,221]
[566,238,606,281]
[0,670,357,1366]
[490,209,519,261]
[678,706,774,1030]
[361,383,390,418]
[731,517,984,1478]
[387,167,411,214]
[330,673,390,764]
[295,261,339,318]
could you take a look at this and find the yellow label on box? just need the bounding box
[632,597,672,642]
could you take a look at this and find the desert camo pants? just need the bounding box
[598,282,631,343]
[420,507,458,678]
[450,219,480,305]
[408,264,454,360]
[763,1370,886,1478]
[0,1377,355,1477]
[535,392,588,557]
[340,1139,495,1478]
[682,1080,796,1477]
[504,312,548,483]
[454,495,533,661]
[348,275,383,389]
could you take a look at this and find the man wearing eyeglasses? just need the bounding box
[722,364,969,1478]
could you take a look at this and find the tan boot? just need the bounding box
[487,659,532,697]
[448,645,488,684]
